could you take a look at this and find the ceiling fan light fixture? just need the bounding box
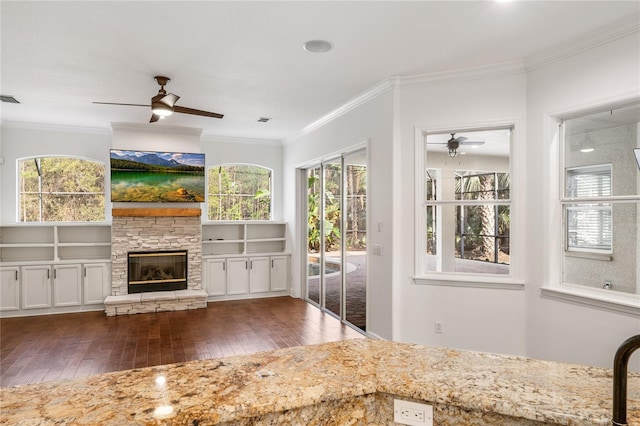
[151,102,173,117]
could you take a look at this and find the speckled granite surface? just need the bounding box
[1,339,638,425]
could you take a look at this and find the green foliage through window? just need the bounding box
[207,164,272,221]
[19,156,106,222]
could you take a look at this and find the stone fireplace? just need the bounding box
[105,209,207,316]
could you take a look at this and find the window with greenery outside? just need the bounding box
[307,163,366,253]
[18,156,105,222]
[207,164,272,221]
[423,128,511,276]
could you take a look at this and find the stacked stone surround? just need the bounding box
[107,215,206,316]
[104,289,208,316]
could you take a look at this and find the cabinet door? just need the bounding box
[205,259,227,296]
[22,265,52,309]
[0,267,21,311]
[249,257,270,293]
[270,256,289,292]
[227,258,250,295]
[53,264,82,307]
[83,263,109,305]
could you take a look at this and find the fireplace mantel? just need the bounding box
[112,208,201,217]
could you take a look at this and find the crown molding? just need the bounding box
[201,134,282,147]
[283,79,394,145]
[394,60,526,87]
[1,120,111,135]
[283,61,525,144]
[525,14,640,71]
[110,122,203,137]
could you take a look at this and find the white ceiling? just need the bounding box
[1,1,638,142]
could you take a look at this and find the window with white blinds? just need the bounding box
[564,164,612,252]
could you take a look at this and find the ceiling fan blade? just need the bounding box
[454,136,468,142]
[174,105,224,119]
[459,140,485,146]
[93,101,150,107]
[160,93,180,108]
[149,114,160,123]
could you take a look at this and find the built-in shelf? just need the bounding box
[202,223,286,257]
[0,224,112,263]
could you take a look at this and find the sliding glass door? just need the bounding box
[304,149,367,332]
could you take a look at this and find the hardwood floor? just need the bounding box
[0,297,364,388]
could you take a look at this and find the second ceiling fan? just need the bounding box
[94,76,224,123]
[428,133,485,157]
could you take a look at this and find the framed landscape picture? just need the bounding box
[110,149,205,202]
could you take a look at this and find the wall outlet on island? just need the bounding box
[394,399,433,426]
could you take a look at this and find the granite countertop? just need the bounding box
[1,339,638,425]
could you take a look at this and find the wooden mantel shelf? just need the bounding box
[112,208,201,217]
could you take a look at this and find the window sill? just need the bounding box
[564,251,612,261]
[413,275,524,290]
[541,284,640,317]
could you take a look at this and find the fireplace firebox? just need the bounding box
[127,250,188,294]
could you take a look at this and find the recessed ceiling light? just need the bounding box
[303,40,333,53]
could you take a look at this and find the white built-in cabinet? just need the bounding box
[202,223,289,300]
[270,256,288,292]
[205,258,227,297]
[0,224,111,317]
[0,267,21,311]
[227,257,250,295]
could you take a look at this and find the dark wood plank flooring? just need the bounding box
[0,297,364,388]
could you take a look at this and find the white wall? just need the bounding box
[0,123,283,224]
[282,90,395,339]
[395,71,528,356]
[0,123,111,223]
[525,32,640,369]
[283,32,639,369]
[201,135,283,221]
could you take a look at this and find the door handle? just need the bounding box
[15,270,18,281]
[245,260,248,269]
[222,262,225,271]
[54,269,57,280]
[47,269,50,279]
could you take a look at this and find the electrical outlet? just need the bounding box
[434,321,443,334]
[394,399,433,426]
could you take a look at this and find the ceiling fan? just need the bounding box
[93,76,224,123]
[427,133,485,157]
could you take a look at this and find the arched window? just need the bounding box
[207,164,272,221]
[18,156,106,222]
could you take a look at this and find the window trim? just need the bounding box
[16,155,107,223]
[206,162,274,222]
[413,120,524,289]
[544,98,640,316]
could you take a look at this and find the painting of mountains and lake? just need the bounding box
[110,149,205,202]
